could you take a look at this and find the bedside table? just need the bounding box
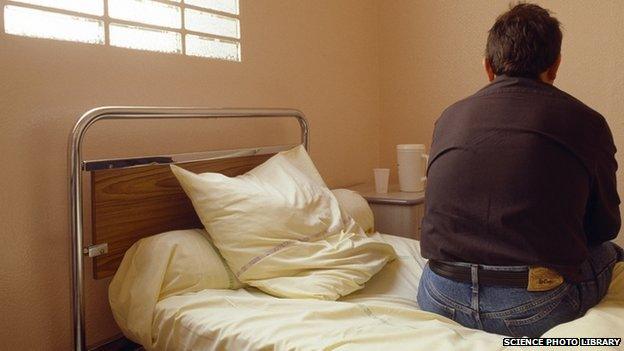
[348,184,425,240]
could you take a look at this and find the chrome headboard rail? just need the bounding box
[82,144,299,171]
[68,107,308,351]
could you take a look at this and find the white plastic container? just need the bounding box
[397,144,429,192]
[373,168,390,193]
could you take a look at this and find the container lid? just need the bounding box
[396,144,425,150]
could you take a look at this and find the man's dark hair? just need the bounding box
[486,3,562,78]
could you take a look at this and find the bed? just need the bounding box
[140,233,624,351]
[69,107,624,351]
[148,233,507,351]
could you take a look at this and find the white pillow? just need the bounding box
[171,145,395,300]
[109,229,243,346]
[332,189,375,233]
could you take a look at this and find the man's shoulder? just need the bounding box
[437,94,478,120]
[437,81,505,119]
[440,81,606,125]
[436,90,490,126]
[548,85,606,121]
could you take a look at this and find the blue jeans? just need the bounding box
[417,242,623,337]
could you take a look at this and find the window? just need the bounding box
[3,0,241,61]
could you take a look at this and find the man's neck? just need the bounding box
[538,71,555,85]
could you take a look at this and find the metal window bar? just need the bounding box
[68,107,308,351]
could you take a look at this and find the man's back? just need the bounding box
[417,3,622,338]
[420,75,620,281]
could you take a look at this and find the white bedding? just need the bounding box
[339,233,425,307]
[170,146,396,300]
[147,234,624,350]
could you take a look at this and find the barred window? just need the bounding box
[3,0,241,61]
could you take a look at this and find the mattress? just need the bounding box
[150,234,624,351]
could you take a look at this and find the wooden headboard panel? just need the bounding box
[90,153,273,279]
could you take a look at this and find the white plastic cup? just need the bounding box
[373,168,390,193]
[397,144,429,192]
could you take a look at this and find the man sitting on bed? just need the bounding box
[417,3,623,337]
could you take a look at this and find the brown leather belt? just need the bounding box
[429,260,531,288]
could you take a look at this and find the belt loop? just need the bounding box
[470,264,483,329]
[470,264,479,304]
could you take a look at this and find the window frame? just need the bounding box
[3,0,242,61]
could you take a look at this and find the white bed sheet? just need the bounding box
[339,233,425,307]
[149,234,624,351]
[150,233,500,351]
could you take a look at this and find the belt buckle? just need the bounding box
[527,266,564,291]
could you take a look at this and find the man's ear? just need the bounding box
[483,58,495,82]
[546,54,561,82]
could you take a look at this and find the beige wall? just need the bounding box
[0,1,380,348]
[2,0,624,349]
[378,0,624,247]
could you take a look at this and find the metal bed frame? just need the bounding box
[68,107,309,351]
